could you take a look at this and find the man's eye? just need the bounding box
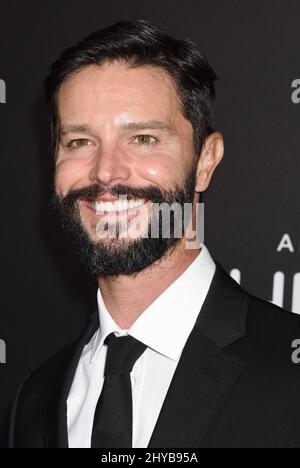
[132,135,158,147]
[66,139,92,149]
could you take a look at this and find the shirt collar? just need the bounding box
[90,243,216,362]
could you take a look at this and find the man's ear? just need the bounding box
[195,132,224,192]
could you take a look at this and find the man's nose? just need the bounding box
[88,143,131,186]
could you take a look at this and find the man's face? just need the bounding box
[53,61,198,276]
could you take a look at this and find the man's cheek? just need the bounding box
[55,160,89,198]
[134,155,178,188]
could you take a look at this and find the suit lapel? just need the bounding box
[148,327,244,447]
[148,262,250,448]
[45,311,99,448]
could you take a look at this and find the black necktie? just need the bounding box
[91,332,147,448]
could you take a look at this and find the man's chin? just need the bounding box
[70,222,179,277]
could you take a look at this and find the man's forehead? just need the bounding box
[62,61,175,87]
[58,63,179,111]
[57,64,184,132]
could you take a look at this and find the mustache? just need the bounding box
[53,183,170,207]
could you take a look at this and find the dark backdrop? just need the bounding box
[0,0,299,448]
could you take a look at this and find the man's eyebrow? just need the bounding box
[119,120,176,134]
[59,124,94,136]
[59,120,176,136]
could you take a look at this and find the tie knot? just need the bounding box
[103,332,147,376]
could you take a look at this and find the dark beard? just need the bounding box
[51,163,197,277]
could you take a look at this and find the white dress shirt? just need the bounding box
[67,243,216,448]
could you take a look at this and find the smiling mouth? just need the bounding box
[80,197,150,215]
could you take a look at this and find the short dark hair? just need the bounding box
[44,19,217,159]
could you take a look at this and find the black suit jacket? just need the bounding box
[9,262,300,448]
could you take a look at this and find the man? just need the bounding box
[9,20,300,448]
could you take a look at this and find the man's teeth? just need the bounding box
[94,198,146,213]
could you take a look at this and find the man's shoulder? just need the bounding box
[214,261,300,338]
[247,292,300,335]
[18,312,99,399]
[10,309,99,448]
[228,289,300,373]
[17,339,78,404]
[9,339,79,448]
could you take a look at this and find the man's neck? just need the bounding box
[97,240,201,329]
